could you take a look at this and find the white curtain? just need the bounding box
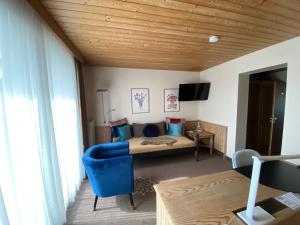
[44,25,84,207]
[0,187,9,225]
[0,0,84,225]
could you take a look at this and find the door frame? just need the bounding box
[245,79,277,155]
[235,63,287,152]
[268,80,277,155]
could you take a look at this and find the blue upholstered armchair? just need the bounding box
[82,142,135,211]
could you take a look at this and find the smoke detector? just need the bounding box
[209,35,219,43]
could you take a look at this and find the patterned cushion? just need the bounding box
[109,118,128,127]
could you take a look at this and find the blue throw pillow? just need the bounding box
[117,124,132,141]
[143,124,159,137]
[168,123,183,136]
[111,123,126,139]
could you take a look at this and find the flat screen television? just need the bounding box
[179,83,210,101]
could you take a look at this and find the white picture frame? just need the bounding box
[164,88,180,112]
[131,88,150,114]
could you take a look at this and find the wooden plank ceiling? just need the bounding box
[41,0,300,71]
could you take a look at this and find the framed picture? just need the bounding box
[164,88,180,112]
[131,88,150,114]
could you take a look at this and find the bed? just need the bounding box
[95,120,228,159]
[128,135,196,155]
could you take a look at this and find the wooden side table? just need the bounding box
[186,130,215,161]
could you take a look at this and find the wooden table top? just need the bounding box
[186,130,214,139]
[154,170,286,225]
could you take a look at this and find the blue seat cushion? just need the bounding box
[168,123,183,136]
[117,124,132,141]
[143,124,159,137]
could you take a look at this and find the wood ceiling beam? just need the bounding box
[26,0,83,62]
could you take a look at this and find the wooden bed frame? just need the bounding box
[95,120,228,158]
[132,147,196,160]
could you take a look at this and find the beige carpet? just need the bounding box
[65,151,232,225]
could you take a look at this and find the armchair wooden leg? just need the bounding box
[129,193,136,210]
[93,195,98,211]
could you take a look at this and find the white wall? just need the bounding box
[83,67,200,124]
[198,37,300,164]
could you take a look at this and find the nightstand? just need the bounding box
[186,130,215,161]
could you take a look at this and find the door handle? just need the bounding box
[269,117,277,124]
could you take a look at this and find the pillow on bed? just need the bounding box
[117,124,132,141]
[109,118,128,127]
[170,118,181,123]
[153,121,166,136]
[143,124,159,137]
[110,118,128,141]
[132,123,146,137]
[166,117,185,131]
[111,124,125,140]
[168,123,183,136]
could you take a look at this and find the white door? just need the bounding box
[96,89,111,126]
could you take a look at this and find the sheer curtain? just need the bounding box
[44,26,84,207]
[0,188,9,225]
[0,0,84,225]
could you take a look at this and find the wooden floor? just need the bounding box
[65,151,232,225]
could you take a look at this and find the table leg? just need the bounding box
[210,136,214,155]
[196,136,200,161]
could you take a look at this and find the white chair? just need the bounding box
[232,149,261,169]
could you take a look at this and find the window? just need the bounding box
[0,1,84,224]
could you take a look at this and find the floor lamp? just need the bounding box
[237,154,300,225]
